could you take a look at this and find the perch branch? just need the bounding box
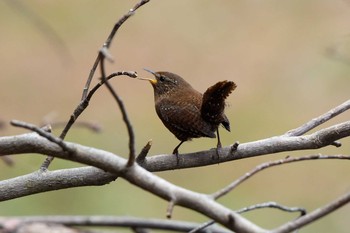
[1,119,349,200]
[139,121,350,171]
[0,131,265,232]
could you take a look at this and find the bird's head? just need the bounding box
[139,68,191,96]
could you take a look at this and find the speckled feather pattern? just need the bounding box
[150,71,236,142]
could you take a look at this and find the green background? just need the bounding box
[0,0,349,232]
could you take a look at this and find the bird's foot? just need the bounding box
[172,148,180,165]
[212,142,222,160]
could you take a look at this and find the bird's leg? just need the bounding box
[172,141,185,165]
[214,129,222,160]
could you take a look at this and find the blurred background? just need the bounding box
[0,0,349,232]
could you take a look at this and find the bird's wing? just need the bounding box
[156,98,216,141]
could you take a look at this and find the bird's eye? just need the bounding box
[159,76,165,82]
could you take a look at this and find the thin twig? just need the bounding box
[210,154,350,200]
[271,190,350,233]
[40,71,137,170]
[41,0,148,170]
[99,54,136,166]
[81,0,149,100]
[189,202,306,233]
[136,140,152,163]
[10,120,71,153]
[285,99,350,136]
[43,121,102,133]
[236,202,306,216]
[0,216,230,233]
[188,220,215,233]
[166,201,176,219]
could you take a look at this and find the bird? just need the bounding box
[139,68,236,160]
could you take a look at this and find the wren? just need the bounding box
[140,68,236,159]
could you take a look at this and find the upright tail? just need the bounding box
[201,80,237,130]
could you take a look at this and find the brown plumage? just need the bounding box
[141,69,237,157]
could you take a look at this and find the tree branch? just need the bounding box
[0,216,230,233]
[0,132,266,232]
[140,120,350,171]
[272,190,350,233]
[285,99,350,136]
[99,53,136,166]
[210,154,350,200]
[0,167,116,201]
[81,0,149,100]
[40,0,149,170]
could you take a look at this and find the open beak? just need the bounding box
[138,68,157,85]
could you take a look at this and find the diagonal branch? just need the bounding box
[0,132,266,232]
[81,0,149,100]
[210,154,350,200]
[40,71,137,170]
[271,190,350,233]
[285,99,350,136]
[99,54,136,166]
[41,0,150,170]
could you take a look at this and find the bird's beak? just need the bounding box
[140,68,158,85]
[137,77,157,84]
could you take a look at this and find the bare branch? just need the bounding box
[210,154,350,200]
[137,140,153,162]
[10,120,70,153]
[140,121,350,171]
[190,202,306,233]
[166,201,176,219]
[99,54,136,166]
[0,132,266,232]
[285,99,350,136]
[236,202,306,216]
[0,166,116,201]
[40,71,137,170]
[272,190,350,233]
[41,0,149,170]
[82,0,149,100]
[0,216,230,233]
[188,220,215,233]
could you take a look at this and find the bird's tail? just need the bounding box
[201,80,237,129]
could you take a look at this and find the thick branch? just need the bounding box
[0,216,230,233]
[0,133,265,232]
[2,121,349,173]
[0,167,116,201]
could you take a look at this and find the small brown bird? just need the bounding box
[140,69,236,158]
